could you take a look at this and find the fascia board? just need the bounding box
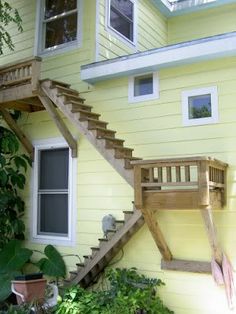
[81,32,236,84]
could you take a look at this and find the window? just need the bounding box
[36,0,81,54]
[32,139,76,245]
[182,86,219,126]
[128,72,159,103]
[107,0,136,45]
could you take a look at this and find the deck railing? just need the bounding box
[132,157,228,210]
[0,57,41,92]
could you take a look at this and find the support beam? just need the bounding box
[140,207,172,261]
[161,258,211,273]
[0,108,34,160]
[201,206,222,265]
[38,92,77,158]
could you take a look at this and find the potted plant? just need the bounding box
[0,239,66,305]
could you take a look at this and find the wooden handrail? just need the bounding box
[133,156,228,210]
[0,57,41,92]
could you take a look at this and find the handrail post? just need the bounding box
[198,160,210,206]
[31,58,41,92]
[134,165,143,209]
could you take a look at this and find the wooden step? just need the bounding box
[41,79,70,89]
[106,228,117,240]
[66,101,93,112]
[97,136,124,149]
[91,247,100,256]
[58,92,85,103]
[123,210,134,221]
[111,146,133,159]
[76,263,85,269]
[53,85,79,96]
[72,109,100,120]
[91,127,116,138]
[86,118,108,129]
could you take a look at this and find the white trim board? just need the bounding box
[152,0,236,17]
[81,31,236,84]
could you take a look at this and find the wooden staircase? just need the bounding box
[40,79,141,187]
[39,79,145,287]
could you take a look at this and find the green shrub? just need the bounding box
[55,268,174,314]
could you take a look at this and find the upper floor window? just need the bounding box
[107,0,136,46]
[36,0,81,55]
[182,86,219,126]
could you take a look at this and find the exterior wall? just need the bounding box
[168,3,236,44]
[77,56,236,314]
[2,1,236,314]
[97,0,167,60]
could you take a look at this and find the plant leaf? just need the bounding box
[38,245,66,278]
[0,271,21,302]
[0,239,33,273]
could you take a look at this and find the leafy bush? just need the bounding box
[0,126,31,249]
[55,268,174,314]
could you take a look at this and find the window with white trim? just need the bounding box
[32,139,76,245]
[128,72,159,103]
[107,0,136,45]
[182,86,219,126]
[36,0,81,54]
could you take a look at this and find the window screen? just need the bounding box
[38,148,69,236]
[110,0,134,41]
[188,94,212,120]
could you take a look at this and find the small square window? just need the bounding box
[182,87,218,126]
[107,0,136,46]
[129,72,159,103]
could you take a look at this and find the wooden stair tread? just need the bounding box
[72,108,100,117]
[69,100,92,108]
[53,85,79,95]
[111,145,133,152]
[59,92,85,102]
[40,79,71,88]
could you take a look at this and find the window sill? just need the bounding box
[37,40,81,58]
[31,236,76,247]
[106,25,137,50]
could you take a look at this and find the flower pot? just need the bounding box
[11,278,47,305]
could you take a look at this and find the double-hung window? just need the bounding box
[32,139,76,245]
[36,0,81,54]
[107,0,136,45]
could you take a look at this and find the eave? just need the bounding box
[81,32,236,84]
[152,0,236,16]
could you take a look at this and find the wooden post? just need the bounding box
[198,160,210,206]
[140,207,172,261]
[0,108,34,160]
[38,92,77,158]
[134,165,143,209]
[31,58,41,92]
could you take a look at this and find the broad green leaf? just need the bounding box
[38,245,66,278]
[0,239,33,273]
[0,271,21,302]
[0,169,7,186]
[14,156,27,172]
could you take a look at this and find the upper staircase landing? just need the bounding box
[0,57,43,112]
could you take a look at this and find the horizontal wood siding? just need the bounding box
[168,3,236,44]
[80,56,236,313]
[98,0,167,61]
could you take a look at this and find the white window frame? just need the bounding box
[106,0,137,48]
[182,86,219,126]
[35,0,83,56]
[128,72,159,103]
[31,138,77,246]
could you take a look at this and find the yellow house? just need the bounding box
[1,0,236,313]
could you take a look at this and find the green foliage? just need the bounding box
[35,245,66,278]
[0,126,31,249]
[0,240,66,302]
[190,105,211,119]
[55,268,174,314]
[0,1,23,54]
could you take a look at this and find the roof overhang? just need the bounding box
[81,32,236,84]
[153,0,236,16]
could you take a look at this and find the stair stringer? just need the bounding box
[40,81,134,187]
[66,209,144,287]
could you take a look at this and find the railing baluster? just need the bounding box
[166,167,172,182]
[176,166,181,182]
[185,166,190,182]
[158,167,163,183]
[149,168,154,183]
